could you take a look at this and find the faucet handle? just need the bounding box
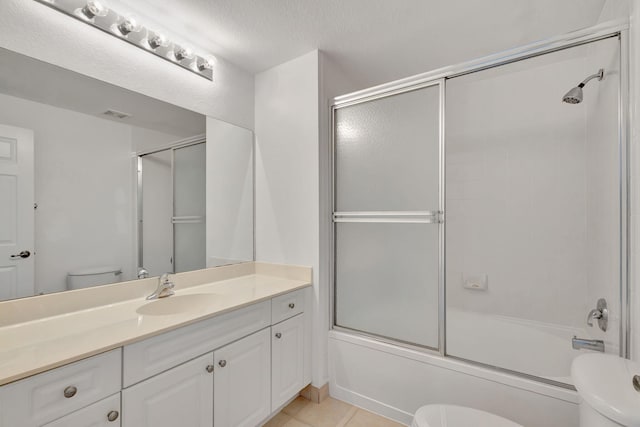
[160,272,171,283]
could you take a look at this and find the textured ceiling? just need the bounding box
[110,0,607,88]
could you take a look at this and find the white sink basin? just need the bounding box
[136,294,219,316]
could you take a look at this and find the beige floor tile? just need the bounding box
[283,396,312,417]
[344,409,404,427]
[283,419,314,427]
[263,412,294,427]
[294,397,356,427]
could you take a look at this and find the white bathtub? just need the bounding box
[446,309,604,385]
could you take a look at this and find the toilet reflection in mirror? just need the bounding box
[0,47,254,301]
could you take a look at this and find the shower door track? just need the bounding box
[329,20,630,391]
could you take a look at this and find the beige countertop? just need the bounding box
[0,262,311,386]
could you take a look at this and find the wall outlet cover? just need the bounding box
[463,273,488,291]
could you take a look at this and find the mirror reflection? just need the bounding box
[0,47,253,301]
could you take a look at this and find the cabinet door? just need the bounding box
[43,394,120,427]
[271,314,305,411]
[122,353,214,427]
[214,328,270,427]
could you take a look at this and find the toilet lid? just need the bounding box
[411,405,522,427]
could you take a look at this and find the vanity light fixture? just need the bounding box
[113,17,141,37]
[146,33,169,50]
[75,0,108,21]
[33,0,214,80]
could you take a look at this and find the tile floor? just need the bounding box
[263,396,405,427]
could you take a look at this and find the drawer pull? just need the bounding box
[63,386,77,398]
[275,332,282,339]
[288,303,295,309]
[107,411,119,422]
[218,360,227,368]
[206,364,214,373]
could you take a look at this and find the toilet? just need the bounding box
[572,353,640,427]
[66,266,123,290]
[411,404,522,427]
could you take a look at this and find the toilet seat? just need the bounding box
[411,404,522,427]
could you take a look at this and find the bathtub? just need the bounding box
[446,308,594,385]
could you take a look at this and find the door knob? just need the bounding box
[107,411,119,422]
[275,332,282,339]
[10,250,30,259]
[218,360,227,368]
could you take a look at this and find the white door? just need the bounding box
[214,328,271,427]
[271,314,305,411]
[122,353,214,427]
[0,124,34,300]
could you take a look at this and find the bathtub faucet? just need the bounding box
[572,336,605,352]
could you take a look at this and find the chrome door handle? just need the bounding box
[10,250,30,259]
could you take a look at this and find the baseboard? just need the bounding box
[330,382,413,426]
[300,383,329,403]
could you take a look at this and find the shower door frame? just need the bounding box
[329,20,630,388]
[136,135,206,275]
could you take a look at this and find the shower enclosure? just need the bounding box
[332,29,628,388]
[138,139,206,277]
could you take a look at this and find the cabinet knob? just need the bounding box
[275,332,282,339]
[206,364,214,373]
[107,411,119,422]
[288,303,295,309]
[63,386,77,398]
[218,360,227,368]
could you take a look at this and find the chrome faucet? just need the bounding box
[586,298,608,332]
[572,336,605,352]
[137,267,149,279]
[146,273,175,300]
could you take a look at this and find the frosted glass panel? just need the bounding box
[141,151,172,276]
[335,222,439,348]
[174,143,206,217]
[335,85,440,212]
[174,222,206,273]
[445,37,620,385]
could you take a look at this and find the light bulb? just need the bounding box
[115,17,141,36]
[147,33,168,50]
[197,57,215,71]
[173,47,194,62]
[76,1,108,20]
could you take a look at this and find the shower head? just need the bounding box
[562,68,604,104]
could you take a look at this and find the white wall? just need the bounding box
[206,117,254,267]
[0,93,184,294]
[0,0,254,130]
[255,51,322,385]
[445,47,589,328]
[584,37,622,353]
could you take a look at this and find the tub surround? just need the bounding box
[0,262,311,386]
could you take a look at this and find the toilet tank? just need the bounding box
[66,266,123,290]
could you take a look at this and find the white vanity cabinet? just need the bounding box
[122,353,214,427]
[43,394,121,427]
[213,328,271,427]
[271,313,305,411]
[0,349,121,427]
[0,285,310,427]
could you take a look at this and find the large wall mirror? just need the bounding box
[0,47,254,301]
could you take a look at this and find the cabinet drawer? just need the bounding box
[0,349,121,427]
[123,300,271,387]
[43,393,121,427]
[271,288,305,324]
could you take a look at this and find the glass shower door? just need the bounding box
[173,142,206,273]
[333,82,442,349]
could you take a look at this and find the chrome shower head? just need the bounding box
[562,68,604,104]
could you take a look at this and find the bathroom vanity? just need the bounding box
[0,262,312,427]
